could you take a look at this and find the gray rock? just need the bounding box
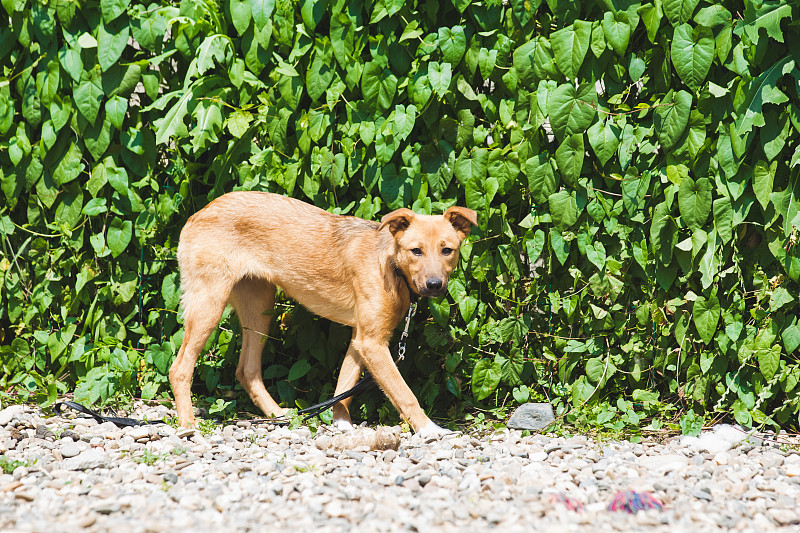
[63,449,111,470]
[693,488,713,501]
[507,403,555,431]
[35,425,55,440]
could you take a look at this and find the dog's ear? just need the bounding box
[379,208,415,236]
[443,206,478,239]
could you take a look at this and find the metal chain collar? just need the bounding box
[396,301,417,361]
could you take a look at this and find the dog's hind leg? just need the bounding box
[230,277,288,418]
[331,337,364,429]
[171,289,228,428]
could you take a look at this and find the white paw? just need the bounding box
[416,421,452,438]
[332,419,354,431]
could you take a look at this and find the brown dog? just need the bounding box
[169,192,477,434]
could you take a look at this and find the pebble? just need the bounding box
[59,441,86,458]
[0,403,798,532]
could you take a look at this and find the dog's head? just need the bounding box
[379,206,478,297]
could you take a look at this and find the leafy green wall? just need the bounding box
[1,0,799,431]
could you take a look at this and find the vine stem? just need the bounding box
[578,99,678,117]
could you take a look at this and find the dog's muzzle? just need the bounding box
[418,278,447,297]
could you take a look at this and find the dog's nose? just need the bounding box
[426,278,443,292]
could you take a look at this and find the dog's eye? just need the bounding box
[411,248,423,256]
[441,247,454,256]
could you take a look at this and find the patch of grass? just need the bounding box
[0,455,29,474]
[197,418,217,435]
[133,449,168,466]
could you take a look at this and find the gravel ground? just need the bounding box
[1,402,799,532]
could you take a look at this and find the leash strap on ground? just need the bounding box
[53,401,163,427]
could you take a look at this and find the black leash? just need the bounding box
[53,400,164,427]
[54,300,419,427]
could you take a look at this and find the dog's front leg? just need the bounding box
[353,335,442,434]
[330,340,363,429]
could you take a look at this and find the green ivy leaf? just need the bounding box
[551,20,591,80]
[525,153,557,205]
[153,90,192,144]
[678,176,712,230]
[392,104,416,142]
[107,217,132,257]
[671,23,714,91]
[554,134,584,188]
[713,197,733,244]
[769,287,794,312]
[100,0,131,23]
[73,67,104,123]
[53,141,84,186]
[663,0,699,25]
[586,357,611,384]
[782,324,800,354]
[455,148,488,187]
[586,242,606,271]
[466,175,498,212]
[477,47,497,79]
[655,90,692,150]
[513,37,556,89]
[510,0,539,26]
[190,100,223,151]
[587,119,620,166]
[548,190,578,230]
[429,297,451,328]
[251,0,275,29]
[300,0,327,31]
[601,11,631,56]
[547,83,597,141]
[487,149,519,195]
[288,359,312,381]
[106,161,129,195]
[330,12,353,68]
[306,39,334,102]
[97,20,130,72]
[104,95,127,130]
[471,359,502,401]
[428,61,452,98]
[693,294,720,344]
[757,345,781,381]
[131,7,169,51]
[752,160,776,210]
[82,197,108,216]
[526,229,546,263]
[362,61,397,112]
[438,26,466,66]
[550,228,571,265]
[230,0,252,35]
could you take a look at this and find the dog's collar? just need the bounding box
[393,265,419,304]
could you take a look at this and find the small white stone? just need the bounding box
[0,405,24,426]
[769,508,800,525]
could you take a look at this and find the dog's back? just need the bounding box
[178,192,386,326]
